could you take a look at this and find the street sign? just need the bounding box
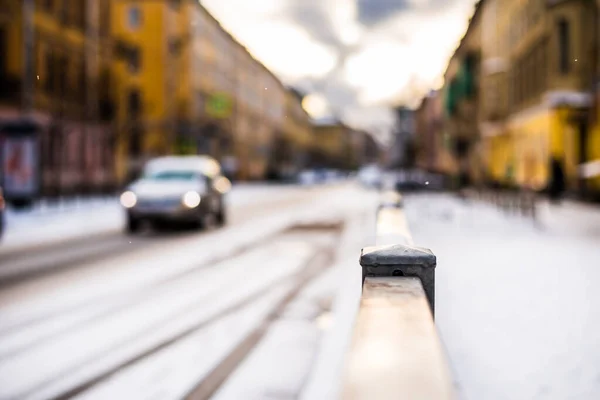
[206,93,232,119]
[175,137,196,155]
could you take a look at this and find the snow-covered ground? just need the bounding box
[6,186,598,399]
[404,193,600,400]
[0,184,379,399]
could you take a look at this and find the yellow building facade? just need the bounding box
[110,0,183,183]
[1,0,115,196]
[478,0,598,193]
[586,0,600,194]
[110,0,289,182]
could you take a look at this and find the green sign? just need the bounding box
[206,93,232,119]
[175,138,196,155]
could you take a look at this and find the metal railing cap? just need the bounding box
[360,244,436,268]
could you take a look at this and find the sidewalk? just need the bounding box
[403,192,600,400]
[537,198,600,238]
[461,189,600,238]
[2,199,123,253]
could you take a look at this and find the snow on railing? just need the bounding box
[469,188,537,221]
[341,191,455,400]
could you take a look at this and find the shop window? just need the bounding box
[558,18,570,75]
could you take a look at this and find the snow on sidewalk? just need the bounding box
[2,201,124,252]
[404,193,600,400]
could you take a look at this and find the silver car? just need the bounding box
[120,156,231,233]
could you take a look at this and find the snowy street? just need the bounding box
[0,184,377,400]
[0,185,599,400]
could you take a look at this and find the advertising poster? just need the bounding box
[2,136,39,198]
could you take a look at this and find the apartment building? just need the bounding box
[478,0,598,192]
[0,0,114,199]
[443,1,483,186]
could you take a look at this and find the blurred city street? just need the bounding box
[0,183,599,399]
[1,0,600,398]
[0,183,377,400]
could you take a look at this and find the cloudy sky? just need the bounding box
[202,0,477,141]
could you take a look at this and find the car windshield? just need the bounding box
[143,170,203,181]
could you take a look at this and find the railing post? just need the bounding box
[360,243,437,315]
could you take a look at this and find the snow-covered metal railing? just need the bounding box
[341,191,455,400]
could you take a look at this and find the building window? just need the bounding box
[44,50,54,94]
[59,0,69,24]
[128,89,142,118]
[98,69,114,121]
[127,6,142,30]
[100,3,110,36]
[540,38,548,90]
[58,54,68,98]
[75,1,86,30]
[128,47,141,73]
[0,27,6,81]
[42,0,54,12]
[558,18,570,75]
[78,59,86,103]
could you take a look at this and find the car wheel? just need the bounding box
[126,215,141,234]
[192,212,209,230]
[216,205,226,226]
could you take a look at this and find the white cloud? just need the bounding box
[201,0,478,135]
[202,0,338,81]
[328,0,364,46]
[344,41,413,105]
[238,22,339,80]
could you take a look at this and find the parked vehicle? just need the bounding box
[394,170,445,192]
[298,169,318,185]
[120,156,231,233]
[357,165,382,188]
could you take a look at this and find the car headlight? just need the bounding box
[214,176,231,194]
[120,191,137,208]
[182,191,201,208]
